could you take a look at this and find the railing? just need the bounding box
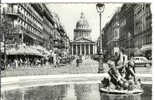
[5,8,18,16]
[17,11,43,35]
[20,4,42,23]
[19,25,44,40]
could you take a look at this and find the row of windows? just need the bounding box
[3,5,41,32]
[43,17,54,33]
[77,25,88,29]
[18,4,61,40]
[135,18,151,35]
[17,10,42,33]
[135,4,148,17]
[17,18,42,37]
[76,32,89,37]
[146,20,152,30]
[44,17,54,28]
[134,33,152,48]
[17,16,42,35]
[28,5,43,21]
[135,24,142,34]
[18,4,42,29]
[43,24,52,34]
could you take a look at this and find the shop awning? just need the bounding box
[32,45,51,57]
[6,45,42,56]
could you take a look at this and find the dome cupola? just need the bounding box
[76,12,89,29]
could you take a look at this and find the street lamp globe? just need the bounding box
[96,3,105,13]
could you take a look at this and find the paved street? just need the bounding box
[1,58,152,77]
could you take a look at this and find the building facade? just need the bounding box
[1,4,44,46]
[101,11,120,56]
[134,3,152,57]
[118,4,135,56]
[70,12,96,56]
[0,4,69,53]
[100,3,152,58]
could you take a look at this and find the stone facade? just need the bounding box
[0,4,70,51]
[100,3,152,58]
[134,3,152,57]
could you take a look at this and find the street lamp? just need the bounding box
[96,3,105,73]
[128,32,131,58]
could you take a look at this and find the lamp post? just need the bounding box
[128,32,131,58]
[96,3,105,73]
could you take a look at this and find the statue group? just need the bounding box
[101,49,142,93]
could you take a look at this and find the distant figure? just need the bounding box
[76,56,80,67]
[57,56,61,66]
[14,59,18,68]
[53,53,57,68]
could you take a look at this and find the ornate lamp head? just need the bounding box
[96,3,105,13]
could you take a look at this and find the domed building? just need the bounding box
[70,12,96,56]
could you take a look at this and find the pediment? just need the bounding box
[72,37,95,43]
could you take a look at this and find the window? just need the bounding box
[142,6,145,10]
[18,18,20,22]
[137,9,142,15]
[146,4,150,8]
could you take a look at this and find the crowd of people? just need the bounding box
[0,52,73,70]
[101,49,142,91]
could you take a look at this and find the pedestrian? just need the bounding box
[14,59,18,69]
[57,56,61,66]
[20,58,23,67]
[53,53,57,68]
[41,58,44,66]
[76,56,80,67]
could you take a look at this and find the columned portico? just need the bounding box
[71,41,96,56]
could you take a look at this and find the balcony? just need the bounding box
[20,4,42,23]
[17,11,42,34]
[19,25,43,41]
[5,9,19,18]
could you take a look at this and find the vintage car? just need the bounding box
[132,56,151,67]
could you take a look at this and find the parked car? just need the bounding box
[131,56,151,67]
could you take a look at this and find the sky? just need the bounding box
[46,3,122,41]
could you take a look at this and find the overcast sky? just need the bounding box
[46,3,122,41]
